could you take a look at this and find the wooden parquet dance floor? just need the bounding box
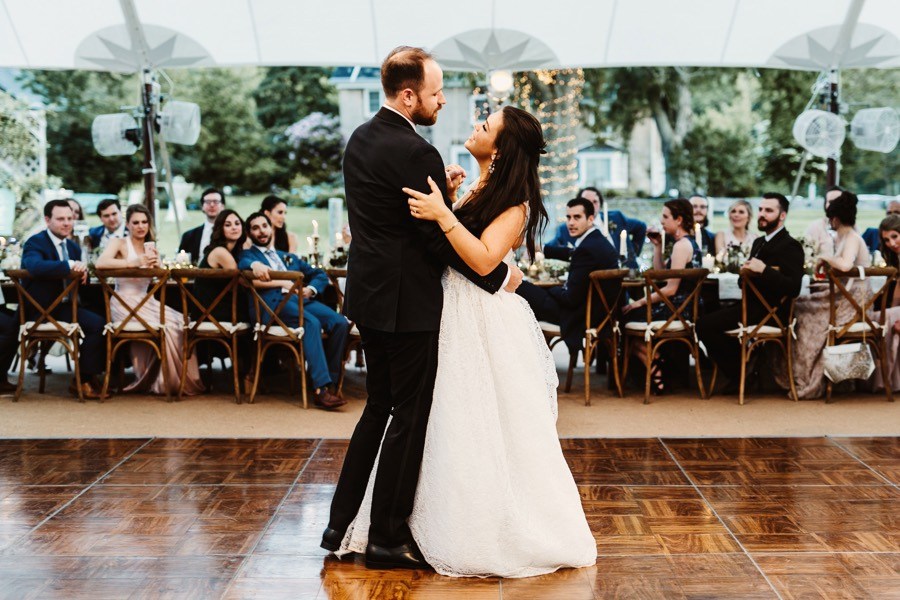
[0,437,897,599]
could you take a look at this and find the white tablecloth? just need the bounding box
[708,273,816,300]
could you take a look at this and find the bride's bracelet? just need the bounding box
[442,220,460,234]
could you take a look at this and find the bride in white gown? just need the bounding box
[336,106,597,578]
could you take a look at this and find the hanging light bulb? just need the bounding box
[488,70,514,96]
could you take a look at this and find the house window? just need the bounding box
[450,145,479,185]
[579,155,612,188]
[366,90,381,116]
[468,94,490,125]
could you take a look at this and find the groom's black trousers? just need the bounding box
[329,325,439,547]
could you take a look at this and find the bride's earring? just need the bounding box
[488,152,497,175]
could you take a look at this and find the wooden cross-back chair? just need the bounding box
[825,266,897,403]
[583,268,630,405]
[622,268,709,404]
[95,268,170,402]
[708,269,799,405]
[325,268,361,395]
[172,268,248,403]
[6,270,84,402]
[242,270,307,407]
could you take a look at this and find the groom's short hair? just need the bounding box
[245,211,271,227]
[381,46,433,99]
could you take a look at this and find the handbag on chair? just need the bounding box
[822,342,875,383]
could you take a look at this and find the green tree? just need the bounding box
[252,67,338,188]
[17,69,139,192]
[166,68,277,191]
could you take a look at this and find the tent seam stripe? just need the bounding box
[1,0,29,66]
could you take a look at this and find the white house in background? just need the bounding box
[330,67,666,196]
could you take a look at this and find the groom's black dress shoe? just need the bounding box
[365,541,430,570]
[320,527,345,552]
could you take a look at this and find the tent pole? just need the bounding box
[826,69,839,188]
[140,69,157,218]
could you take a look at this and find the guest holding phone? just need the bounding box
[96,205,203,395]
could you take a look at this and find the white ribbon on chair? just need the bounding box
[18,322,83,341]
[253,323,304,341]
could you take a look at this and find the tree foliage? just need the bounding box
[17,69,139,192]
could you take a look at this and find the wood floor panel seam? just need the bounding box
[827,437,899,490]
[658,438,785,600]
[219,438,324,598]
[0,437,157,556]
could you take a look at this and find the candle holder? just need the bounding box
[309,234,322,268]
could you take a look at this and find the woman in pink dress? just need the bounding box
[95,205,203,395]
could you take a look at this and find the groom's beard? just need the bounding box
[411,100,440,126]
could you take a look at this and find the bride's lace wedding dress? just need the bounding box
[336,251,597,578]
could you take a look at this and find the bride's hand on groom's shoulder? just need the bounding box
[404,176,451,223]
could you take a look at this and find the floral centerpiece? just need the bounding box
[328,246,348,268]
[0,239,22,272]
[714,243,748,274]
[800,237,820,276]
[521,252,568,282]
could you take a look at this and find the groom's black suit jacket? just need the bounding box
[342,108,508,333]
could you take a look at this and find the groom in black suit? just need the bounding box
[322,46,522,569]
[697,193,804,392]
[517,197,619,355]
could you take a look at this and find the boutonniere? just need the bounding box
[607,220,618,234]
[283,254,295,267]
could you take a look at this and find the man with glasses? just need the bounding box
[179,188,225,263]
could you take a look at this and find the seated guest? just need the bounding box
[874,215,900,391]
[21,199,106,399]
[714,199,757,254]
[195,209,248,322]
[544,186,645,268]
[774,191,870,398]
[67,198,85,222]
[261,195,299,254]
[862,200,900,255]
[689,194,715,253]
[240,212,349,410]
[96,205,204,395]
[621,198,699,395]
[179,187,225,263]
[88,198,126,250]
[517,197,619,355]
[804,185,844,259]
[0,310,17,395]
[698,193,804,395]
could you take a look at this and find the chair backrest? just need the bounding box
[826,266,897,338]
[739,268,793,334]
[586,269,629,335]
[324,268,347,313]
[171,268,241,335]
[241,270,305,344]
[639,268,709,333]
[94,268,169,335]
[6,269,80,333]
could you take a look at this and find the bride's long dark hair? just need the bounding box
[454,106,548,259]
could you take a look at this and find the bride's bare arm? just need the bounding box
[405,176,525,276]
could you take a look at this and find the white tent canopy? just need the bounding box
[1,0,898,73]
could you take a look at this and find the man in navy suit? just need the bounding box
[88,198,125,250]
[518,197,620,355]
[239,211,349,410]
[544,187,645,268]
[179,188,225,263]
[21,199,106,398]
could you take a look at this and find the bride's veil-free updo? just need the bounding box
[454,105,548,260]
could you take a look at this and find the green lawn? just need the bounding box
[79,195,887,261]
[81,195,338,258]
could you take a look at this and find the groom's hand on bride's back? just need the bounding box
[504,265,524,293]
